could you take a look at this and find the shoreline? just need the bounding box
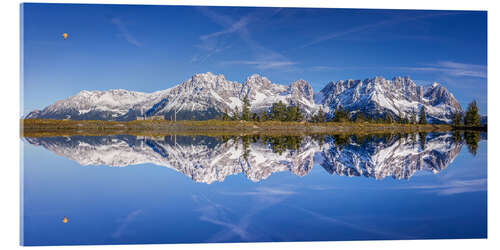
[20,119,484,138]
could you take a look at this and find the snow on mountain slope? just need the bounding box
[146,73,242,120]
[25,89,171,120]
[319,133,463,180]
[26,74,464,123]
[320,76,462,123]
[26,72,318,120]
[25,135,320,184]
[25,133,466,183]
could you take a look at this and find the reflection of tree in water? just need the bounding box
[264,136,302,155]
[311,134,327,148]
[332,133,400,150]
[230,131,481,160]
[241,136,251,160]
[464,131,480,156]
[448,131,480,156]
[452,131,463,143]
[332,134,350,149]
[418,132,427,150]
[237,135,304,159]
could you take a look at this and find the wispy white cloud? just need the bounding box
[220,186,297,196]
[195,197,252,242]
[200,15,253,41]
[306,177,487,196]
[194,7,296,70]
[302,19,395,48]
[191,43,231,63]
[394,178,487,195]
[302,12,460,48]
[401,61,487,78]
[111,17,142,47]
[112,209,144,239]
[309,60,487,79]
[192,186,296,242]
[294,206,412,239]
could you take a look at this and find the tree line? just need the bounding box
[225,130,481,158]
[221,98,482,126]
[222,98,304,122]
[452,100,483,127]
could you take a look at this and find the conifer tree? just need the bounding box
[384,112,393,123]
[402,114,409,124]
[418,106,427,124]
[295,104,303,121]
[334,105,348,122]
[241,97,251,121]
[452,111,463,126]
[251,113,258,121]
[317,107,325,122]
[222,109,230,121]
[355,112,366,123]
[464,100,480,127]
[232,107,239,120]
[409,112,417,124]
[259,111,268,122]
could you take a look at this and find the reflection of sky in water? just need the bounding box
[21,135,487,245]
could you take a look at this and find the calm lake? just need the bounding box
[21,132,487,245]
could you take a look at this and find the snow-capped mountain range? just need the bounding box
[25,133,468,183]
[319,76,462,123]
[26,72,462,123]
[320,133,462,180]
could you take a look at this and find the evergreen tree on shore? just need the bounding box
[410,112,417,124]
[241,97,251,121]
[251,112,258,121]
[312,107,326,123]
[355,112,366,123]
[333,105,349,122]
[232,107,239,120]
[384,112,393,123]
[222,109,230,121]
[464,100,480,127]
[452,111,463,126]
[270,101,287,121]
[258,111,268,122]
[418,106,427,124]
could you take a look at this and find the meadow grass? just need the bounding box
[21,119,454,138]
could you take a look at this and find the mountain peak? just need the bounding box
[190,72,226,82]
[26,73,463,124]
[321,75,462,123]
[391,76,412,82]
[290,79,314,103]
[372,76,386,82]
[244,74,270,85]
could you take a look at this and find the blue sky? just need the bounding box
[21,3,487,115]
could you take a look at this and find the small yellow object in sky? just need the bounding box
[62,216,68,223]
[62,33,68,40]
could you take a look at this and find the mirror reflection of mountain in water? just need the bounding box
[24,132,484,184]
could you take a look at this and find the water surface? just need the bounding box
[21,132,487,245]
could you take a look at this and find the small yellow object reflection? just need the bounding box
[62,33,68,40]
[62,216,68,223]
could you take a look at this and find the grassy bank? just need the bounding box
[21,119,455,138]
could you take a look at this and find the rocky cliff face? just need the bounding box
[26,73,467,123]
[320,76,462,123]
[26,72,318,120]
